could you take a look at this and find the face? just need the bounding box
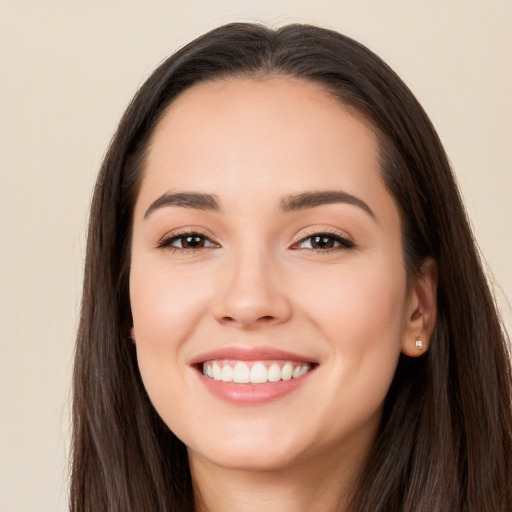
[129,77,422,475]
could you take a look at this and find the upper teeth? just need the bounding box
[202,361,311,384]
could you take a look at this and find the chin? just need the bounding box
[193,445,300,473]
[185,426,309,472]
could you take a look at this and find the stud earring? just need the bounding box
[415,339,423,350]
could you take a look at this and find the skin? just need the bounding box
[129,76,436,511]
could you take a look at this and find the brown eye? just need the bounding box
[158,232,218,251]
[311,235,336,249]
[181,235,206,248]
[294,232,354,251]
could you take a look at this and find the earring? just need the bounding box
[415,339,423,350]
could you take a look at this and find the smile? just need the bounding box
[201,360,312,384]
[192,347,317,404]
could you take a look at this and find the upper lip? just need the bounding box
[190,346,318,365]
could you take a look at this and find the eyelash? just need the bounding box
[157,230,355,254]
[291,230,355,252]
[156,230,218,252]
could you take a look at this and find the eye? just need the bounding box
[157,231,219,251]
[293,232,354,251]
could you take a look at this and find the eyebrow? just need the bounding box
[143,189,375,220]
[144,192,220,219]
[280,190,375,219]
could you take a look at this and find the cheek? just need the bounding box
[299,256,407,338]
[129,261,212,416]
[297,263,406,439]
[297,257,407,393]
[130,260,210,348]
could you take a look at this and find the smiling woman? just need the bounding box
[70,23,512,512]
[130,78,420,491]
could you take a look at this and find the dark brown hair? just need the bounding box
[71,23,512,511]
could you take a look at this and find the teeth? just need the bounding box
[212,363,222,381]
[250,362,267,384]
[267,363,281,382]
[202,360,312,384]
[221,364,233,382]
[233,362,250,383]
[281,363,293,381]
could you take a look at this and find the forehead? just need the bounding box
[137,76,392,220]
[149,76,373,155]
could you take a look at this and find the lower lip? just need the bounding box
[197,369,314,405]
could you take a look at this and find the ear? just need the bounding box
[401,258,437,357]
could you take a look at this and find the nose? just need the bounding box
[212,249,292,329]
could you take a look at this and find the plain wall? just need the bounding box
[1,1,510,510]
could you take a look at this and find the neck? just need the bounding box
[189,445,367,512]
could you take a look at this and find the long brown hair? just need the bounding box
[71,23,512,511]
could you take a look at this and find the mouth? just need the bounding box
[191,347,318,404]
[199,360,313,384]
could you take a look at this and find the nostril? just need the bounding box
[220,314,275,323]
[217,314,279,329]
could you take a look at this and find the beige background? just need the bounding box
[1,1,510,510]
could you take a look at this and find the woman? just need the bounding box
[70,23,512,511]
